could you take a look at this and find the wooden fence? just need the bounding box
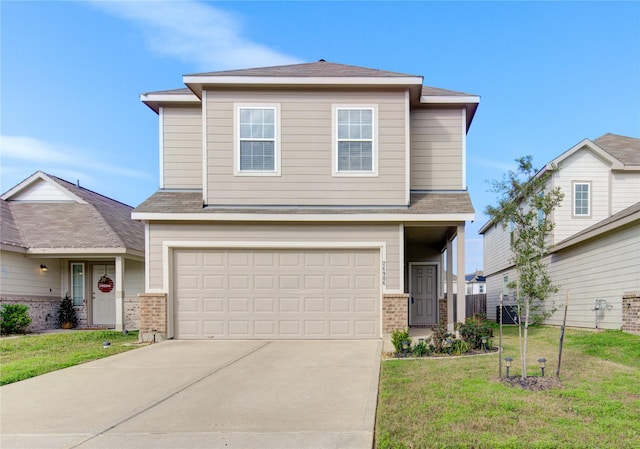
[452,293,487,320]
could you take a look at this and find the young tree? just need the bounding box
[486,156,563,378]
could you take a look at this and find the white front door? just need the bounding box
[92,264,115,325]
[410,265,438,325]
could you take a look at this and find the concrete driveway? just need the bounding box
[0,340,381,449]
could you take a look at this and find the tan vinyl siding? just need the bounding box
[123,259,145,296]
[410,108,463,190]
[485,268,517,321]
[482,223,513,275]
[553,150,611,243]
[544,222,640,329]
[0,251,62,296]
[147,222,401,292]
[611,172,640,214]
[162,106,202,189]
[205,90,407,206]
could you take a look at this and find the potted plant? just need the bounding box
[57,294,78,329]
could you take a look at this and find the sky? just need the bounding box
[1,0,639,273]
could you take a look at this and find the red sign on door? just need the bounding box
[98,275,114,293]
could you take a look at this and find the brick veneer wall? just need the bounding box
[124,296,140,331]
[439,298,448,326]
[622,292,640,335]
[382,293,409,334]
[0,295,60,332]
[138,293,167,342]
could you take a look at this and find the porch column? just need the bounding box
[446,236,454,332]
[456,224,466,325]
[115,256,124,331]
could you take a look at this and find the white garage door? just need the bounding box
[173,248,380,339]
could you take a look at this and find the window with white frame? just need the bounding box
[334,106,376,174]
[236,105,279,174]
[573,182,590,216]
[71,263,84,306]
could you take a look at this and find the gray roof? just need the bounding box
[133,190,474,216]
[187,60,420,78]
[593,133,640,166]
[1,172,144,253]
[421,86,475,97]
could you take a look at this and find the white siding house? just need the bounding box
[480,134,640,332]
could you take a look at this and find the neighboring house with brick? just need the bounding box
[1,171,145,332]
[132,60,480,341]
[480,134,640,333]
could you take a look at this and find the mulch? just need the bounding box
[502,375,562,391]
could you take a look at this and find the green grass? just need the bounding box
[376,327,640,448]
[0,330,142,385]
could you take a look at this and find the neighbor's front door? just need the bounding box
[92,264,115,325]
[410,265,438,325]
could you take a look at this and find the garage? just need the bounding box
[173,248,381,339]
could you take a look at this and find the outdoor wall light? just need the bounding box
[505,357,513,377]
[538,358,547,377]
[40,264,48,272]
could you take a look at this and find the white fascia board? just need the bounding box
[24,247,145,259]
[420,95,480,104]
[1,171,87,204]
[548,139,623,171]
[139,92,200,103]
[184,75,423,87]
[140,92,201,113]
[131,212,475,222]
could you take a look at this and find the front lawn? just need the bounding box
[376,326,640,448]
[0,330,142,385]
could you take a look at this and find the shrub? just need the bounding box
[1,304,32,334]
[431,320,454,354]
[57,294,78,328]
[390,328,411,354]
[412,340,432,357]
[450,339,471,355]
[456,313,493,350]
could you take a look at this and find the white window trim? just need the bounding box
[572,181,591,218]
[71,263,85,306]
[234,103,281,176]
[332,104,378,177]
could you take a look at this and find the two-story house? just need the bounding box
[480,134,640,332]
[133,61,480,341]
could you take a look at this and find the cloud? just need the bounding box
[0,135,151,183]
[90,0,302,70]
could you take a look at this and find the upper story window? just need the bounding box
[235,104,280,176]
[573,182,591,217]
[333,105,377,176]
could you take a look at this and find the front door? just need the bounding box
[92,264,115,325]
[410,265,438,325]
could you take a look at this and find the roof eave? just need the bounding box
[419,95,480,131]
[131,211,474,222]
[23,247,145,259]
[139,92,202,114]
[183,75,424,97]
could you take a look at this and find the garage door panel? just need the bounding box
[174,248,380,339]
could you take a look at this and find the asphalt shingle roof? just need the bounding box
[593,133,640,166]
[133,191,474,216]
[1,172,144,252]
[187,60,420,78]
